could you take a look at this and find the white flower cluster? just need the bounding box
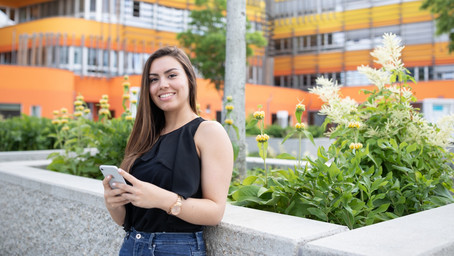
[371,33,405,72]
[357,33,405,88]
[431,115,454,148]
[357,65,390,90]
[388,85,413,101]
[309,77,358,126]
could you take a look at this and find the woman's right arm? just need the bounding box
[102,175,129,226]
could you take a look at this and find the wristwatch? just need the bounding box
[168,195,183,216]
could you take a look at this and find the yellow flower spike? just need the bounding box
[131,89,138,95]
[125,115,133,120]
[51,119,60,125]
[295,122,305,132]
[102,103,110,109]
[61,125,69,131]
[74,111,83,117]
[74,100,83,106]
[226,96,233,102]
[76,95,84,101]
[123,81,130,89]
[124,75,129,80]
[61,114,69,119]
[225,105,234,111]
[76,106,84,111]
[349,143,356,150]
[61,108,68,114]
[102,94,109,100]
[348,121,361,128]
[53,110,59,116]
[225,119,233,125]
[356,143,363,149]
[83,109,91,114]
[131,99,138,104]
[296,104,306,112]
[99,99,108,105]
[256,134,269,143]
[122,94,130,100]
[60,119,68,124]
[253,111,265,120]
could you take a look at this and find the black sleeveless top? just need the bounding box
[123,117,204,233]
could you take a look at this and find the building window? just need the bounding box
[90,0,96,12]
[0,103,21,119]
[133,1,140,17]
[74,47,82,65]
[31,105,41,117]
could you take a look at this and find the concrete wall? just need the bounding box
[0,159,346,256]
[1,151,454,256]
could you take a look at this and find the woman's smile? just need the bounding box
[158,92,176,100]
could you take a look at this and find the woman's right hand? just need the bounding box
[102,175,130,210]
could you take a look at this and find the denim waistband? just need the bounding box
[125,227,204,250]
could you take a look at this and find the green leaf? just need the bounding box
[231,124,240,140]
[281,131,295,144]
[406,143,418,154]
[307,207,328,221]
[276,153,296,160]
[242,176,258,186]
[303,130,315,145]
[231,185,261,201]
[372,203,390,215]
[258,141,268,161]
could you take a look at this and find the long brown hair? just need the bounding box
[120,46,198,172]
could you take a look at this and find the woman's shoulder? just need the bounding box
[197,120,225,134]
[195,120,229,143]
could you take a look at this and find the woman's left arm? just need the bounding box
[177,120,234,225]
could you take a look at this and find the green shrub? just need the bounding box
[245,115,261,136]
[264,124,288,138]
[229,33,454,229]
[47,78,136,179]
[306,125,325,138]
[0,114,56,151]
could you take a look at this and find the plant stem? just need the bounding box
[263,142,267,187]
[298,133,302,170]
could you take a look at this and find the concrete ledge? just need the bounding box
[0,159,347,256]
[0,149,64,162]
[301,203,454,256]
[205,204,347,255]
[246,156,307,170]
[0,148,98,162]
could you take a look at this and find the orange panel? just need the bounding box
[318,52,343,72]
[0,65,75,118]
[344,50,371,70]
[434,42,454,65]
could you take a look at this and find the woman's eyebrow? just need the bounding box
[149,68,179,76]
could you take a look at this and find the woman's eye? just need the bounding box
[169,74,177,78]
[149,78,158,83]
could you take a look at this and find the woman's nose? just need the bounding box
[159,78,169,88]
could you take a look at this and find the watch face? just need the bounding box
[171,205,181,215]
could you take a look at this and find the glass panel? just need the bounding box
[0,103,21,118]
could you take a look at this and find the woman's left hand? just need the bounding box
[115,169,164,209]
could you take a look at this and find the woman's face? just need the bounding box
[148,56,191,113]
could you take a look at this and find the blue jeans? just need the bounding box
[119,228,206,256]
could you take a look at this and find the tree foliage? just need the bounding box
[421,0,454,53]
[177,0,267,90]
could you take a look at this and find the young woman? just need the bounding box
[102,46,233,255]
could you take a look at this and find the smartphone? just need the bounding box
[100,165,126,189]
